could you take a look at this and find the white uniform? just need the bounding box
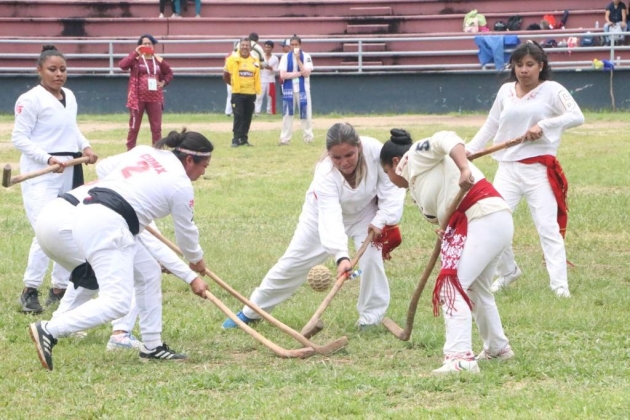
[255,54,279,114]
[243,137,405,325]
[12,85,91,290]
[466,81,584,292]
[42,146,203,339]
[279,50,314,143]
[398,131,512,357]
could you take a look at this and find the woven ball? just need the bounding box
[307,265,333,292]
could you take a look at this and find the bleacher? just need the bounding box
[0,0,627,73]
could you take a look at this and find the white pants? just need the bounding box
[38,199,163,343]
[493,161,568,291]
[20,156,75,289]
[243,208,389,325]
[280,91,313,143]
[255,81,275,114]
[225,85,232,115]
[442,210,512,356]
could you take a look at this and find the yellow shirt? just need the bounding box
[224,53,261,95]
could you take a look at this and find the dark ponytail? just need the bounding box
[380,128,414,166]
[155,128,214,163]
[38,45,66,67]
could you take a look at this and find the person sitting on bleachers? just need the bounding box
[604,0,628,45]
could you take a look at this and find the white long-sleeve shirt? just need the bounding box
[279,51,313,92]
[12,85,90,167]
[466,81,584,161]
[302,136,405,262]
[398,131,509,226]
[261,54,279,84]
[94,146,203,264]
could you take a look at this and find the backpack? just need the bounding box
[542,14,557,29]
[463,10,487,33]
[541,39,558,48]
[494,21,507,31]
[507,15,523,31]
[526,23,542,30]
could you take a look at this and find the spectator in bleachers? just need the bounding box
[604,0,628,44]
[255,41,279,115]
[120,34,173,150]
[279,35,314,145]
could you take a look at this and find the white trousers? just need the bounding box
[38,199,163,343]
[493,161,568,291]
[442,210,513,356]
[255,81,274,114]
[225,85,232,115]
[243,209,390,325]
[280,91,313,143]
[20,156,75,289]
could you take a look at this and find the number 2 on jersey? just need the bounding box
[121,160,150,178]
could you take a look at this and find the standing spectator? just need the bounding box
[281,38,292,55]
[604,0,628,45]
[223,38,261,147]
[158,0,175,18]
[120,34,173,151]
[466,41,584,298]
[255,40,280,115]
[12,45,98,313]
[279,35,314,145]
[221,123,405,330]
[225,34,265,118]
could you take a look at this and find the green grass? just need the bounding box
[1,112,630,419]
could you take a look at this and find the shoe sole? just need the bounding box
[139,356,188,362]
[106,344,141,352]
[29,324,52,371]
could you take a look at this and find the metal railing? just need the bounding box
[0,32,628,75]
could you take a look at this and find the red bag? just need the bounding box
[543,14,557,29]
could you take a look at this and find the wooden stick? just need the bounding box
[382,189,466,341]
[3,156,90,188]
[467,136,524,161]
[145,226,348,356]
[300,231,375,338]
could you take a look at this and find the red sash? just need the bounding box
[518,155,568,238]
[432,179,503,316]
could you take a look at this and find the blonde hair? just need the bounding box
[325,122,367,186]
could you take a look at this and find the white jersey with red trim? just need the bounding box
[94,145,202,263]
[301,136,405,262]
[397,131,509,225]
[12,85,90,167]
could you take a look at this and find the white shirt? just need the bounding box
[279,51,313,93]
[94,146,203,264]
[302,136,405,262]
[397,131,509,225]
[261,54,279,84]
[12,85,90,167]
[466,81,584,161]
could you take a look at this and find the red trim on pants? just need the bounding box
[269,82,276,115]
[126,101,163,150]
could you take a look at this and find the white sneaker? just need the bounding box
[158,13,164,18]
[476,344,515,361]
[554,286,571,298]
[171,13,181,18]
[432,357,480,375]
[106,333,143,351]
[490,266,522,293]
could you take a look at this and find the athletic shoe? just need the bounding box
[303,137,313,143]
[158,13,164,18]
[106,333,143,351]
[490,266,522,293]
[29,321,57,371]
[221,311,256,329]
[432,356,480,375]
[554,286,571,298]
[171,13,181,18]
[239,141,254,147]
[139,343,187,361]
[476,344,515,361]
[20,288,43,313]
[44,288,65,307]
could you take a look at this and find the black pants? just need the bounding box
[231,93,256,145]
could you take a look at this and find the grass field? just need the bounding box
[0,112,629,419]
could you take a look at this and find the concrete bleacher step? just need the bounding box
[349,7,392,16]
[343,43,387,52]
[347,24,390,34]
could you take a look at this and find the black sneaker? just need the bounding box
[239,141,254,147]
[20,288,43,313]
[29,321,57,371]
[45,288,65,307]
[139,343,188,361]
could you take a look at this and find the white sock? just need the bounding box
[143,340,162,350]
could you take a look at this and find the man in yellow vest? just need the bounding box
[223,38,261,147]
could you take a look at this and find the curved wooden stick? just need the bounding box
[382,189,465,341]
[3,156,90,188]
[145,226,348,356]
[467,136,524,161]
[300,231,376,338]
